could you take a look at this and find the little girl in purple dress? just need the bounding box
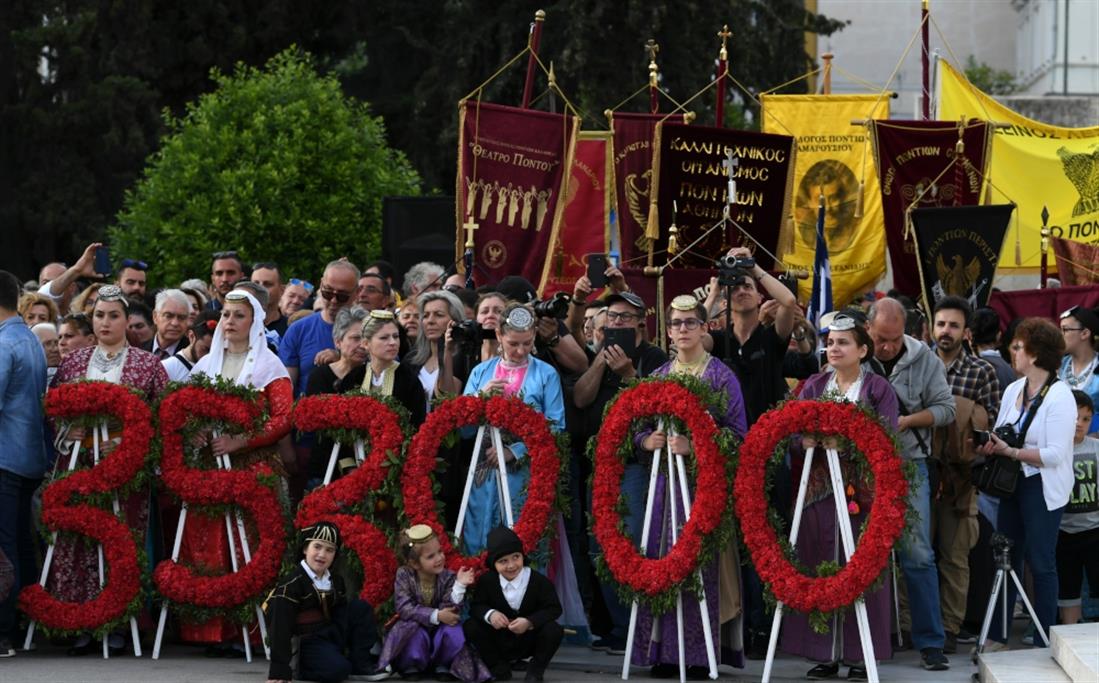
[378,525,490,681]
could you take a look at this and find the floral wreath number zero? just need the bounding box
[401,394,562,572]
[591,380,732,611]
[734,400,908,615]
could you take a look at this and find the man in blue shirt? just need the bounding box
[0,270,48,657]
[279,258,360,397]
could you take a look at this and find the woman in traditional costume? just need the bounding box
[49,285,169,655]
[633,295,748,677]
[781,314,897,680]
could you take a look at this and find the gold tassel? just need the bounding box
[645,200,660,240]
[667,222,679,255]
[854,181,865,219]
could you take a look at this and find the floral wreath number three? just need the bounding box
[19,382,153,634]
[294,394,402,606]
[591,380,730,607]
[734,400,908,615]
[401,394,562,571]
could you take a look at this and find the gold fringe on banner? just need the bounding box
[777,214,795,257]
[645,122,665,242]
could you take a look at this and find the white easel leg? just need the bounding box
[891,551,902,648]
[622,421,666,681]
[322,442,341,486]
[1007,570,1050,647]
[454,425,487,539]
[91,425,110,659]
[762,446,816,683]
[152,501,188,660]
[217,454,271,660]
[24,439,84,651]
[672,449,717,680]
[489,427,514,527]
[825,448,877,683]
[665,446,685,683]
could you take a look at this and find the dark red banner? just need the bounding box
[871,120,991,298]
[651,123,795,271]
[542,134,612,297]
[455,101,579,289]
[1051,237,1099,286]
[609,112,691,267]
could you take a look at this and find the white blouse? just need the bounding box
[994,378,1076,511]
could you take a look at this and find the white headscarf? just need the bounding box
[190,290,289,389]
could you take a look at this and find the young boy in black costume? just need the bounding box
[264,521,383,683]
[463,527,563,682]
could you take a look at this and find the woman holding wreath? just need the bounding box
[781,314,898,680]
[49,285,169,655]
[177,288,293,652]
[632,295,747,678]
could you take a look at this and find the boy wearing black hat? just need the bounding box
[264,521,383,683]
[463,527,562,682]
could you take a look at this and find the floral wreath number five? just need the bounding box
[401,394,562,571]
[591,380,731,609]
[734,400,908,615]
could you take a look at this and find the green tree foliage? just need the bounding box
[110,49,420,286]
[351,0,846,190]
[964,55,1019,96]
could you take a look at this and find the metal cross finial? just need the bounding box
[645,39,659,63]
[718,25,732,59]
[723,148,738,217]
[463,215,479,249]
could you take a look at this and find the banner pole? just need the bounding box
[715,26,731,127]
[820,53,833,95]
[921,0,930,120]
[646,40,660,114]
[520,10,546,109]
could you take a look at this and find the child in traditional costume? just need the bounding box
[377,524,490,681]
[264,522,381,683]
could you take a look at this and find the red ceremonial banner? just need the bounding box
[989,283,1099,328]
[871,120,991,297]
[1051,237,1099,286]
[455,101,579,290]
[542,133,612,297]
[651,122,796,270]
[609,112,691,266]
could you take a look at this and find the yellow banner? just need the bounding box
[761,94,889,308]
[938,60,1099,269]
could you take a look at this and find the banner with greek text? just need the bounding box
[938,59,1099,269]
[870,120,991,297]
[911,204,1013,310]
[761,94,889,308]
[649,122,795,270]
[455,101,579,290]
[541,133,612,297]
[608,112,691,267]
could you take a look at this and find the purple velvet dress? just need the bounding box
[780,369,898,664]
[378,566,490,681]
[631,357,747,669]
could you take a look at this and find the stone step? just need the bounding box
[979,648,1071,683]
[1051,623,1099,683]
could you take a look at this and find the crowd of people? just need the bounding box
[0,240,1096,683]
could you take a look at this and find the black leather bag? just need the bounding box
[972,377,1056,499]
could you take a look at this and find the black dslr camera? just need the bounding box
[973,425,1022,449]
[715,254,756,287]
[532,292,571,319]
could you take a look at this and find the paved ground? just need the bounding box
[0,641,985,682]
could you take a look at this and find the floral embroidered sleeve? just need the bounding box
[245,377,293,450]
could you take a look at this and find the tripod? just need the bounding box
[973,533,1049,663]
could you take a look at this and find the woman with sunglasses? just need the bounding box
[178,289,293,652]
[632,295,747,678]
[781,315,898,681]
[48,285,169,655]
[1058,306,1099,433]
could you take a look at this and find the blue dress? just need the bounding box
[460,356,565,554]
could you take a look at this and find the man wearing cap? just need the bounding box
[929,296,1001,654]
[573,289,666,654]
[1059,305,1099,433]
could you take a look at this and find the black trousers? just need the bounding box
[299,598,378,683]
[463,617,563,673]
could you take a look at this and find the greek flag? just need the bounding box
[807,196,832,330]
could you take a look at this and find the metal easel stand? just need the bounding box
[621,422,719,683]
[25,421,141,658]
[454,425,515,541]
[153,430,272,661]
[760,446,879,683]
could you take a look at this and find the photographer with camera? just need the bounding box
[703,246,798,659]
[976,318,1075,651]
